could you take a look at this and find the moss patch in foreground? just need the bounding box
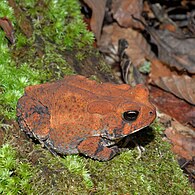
[9,126,192,195]
[0,144,34,194]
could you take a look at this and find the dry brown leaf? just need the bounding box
[151,59,172,79]
[112,0,144,28]
[164,119,195,160]
[83,0,107,42]
[151,59,195,105]
[98,23,154,66]
[148,28,195,74]
[155,75,195,105]
[150,85,195,126]
[143,1,155,19]
[181,0,195,6]
[0,17,14,43]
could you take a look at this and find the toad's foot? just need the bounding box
[77,136,120,161]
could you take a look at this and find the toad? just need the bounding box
[17,75,156,161]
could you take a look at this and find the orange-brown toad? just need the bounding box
[17,75,156,161]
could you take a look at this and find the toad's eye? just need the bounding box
[122,110,139,122]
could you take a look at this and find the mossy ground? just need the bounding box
[0,0,194,194]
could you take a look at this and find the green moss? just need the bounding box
[0,62,47,119]
[139,60,151,74]
[22,126,194,194]
[12,0,94,79]
[76,51,87,61]
[29,148,92,194]
[15,0,94,50]
[43,0,94,49]
[0,28,46,119]
[15,33,28,48]
[62,155,94,188]
[0,144,34,194]
[0,1,15,20]
[0,1,45,119]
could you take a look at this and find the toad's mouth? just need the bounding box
[99,119,154,141]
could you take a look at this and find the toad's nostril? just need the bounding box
[149,111,153,116]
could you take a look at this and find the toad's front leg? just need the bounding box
[77,136,120,161]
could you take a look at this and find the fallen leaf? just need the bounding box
[98,23,155,66]
[150,59,172,80]
[112,0,144,28]
[83,0,107,42]
[155,75,195,105]
[0,17,14,43]
[150,85,195,127]
[151,59,195,105]
[148,27,195,74]
[164,119,195,160]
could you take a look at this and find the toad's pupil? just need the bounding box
[123,110,139,122]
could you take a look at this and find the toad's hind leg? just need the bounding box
[77,136,120,161]
[17,95,50,140]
